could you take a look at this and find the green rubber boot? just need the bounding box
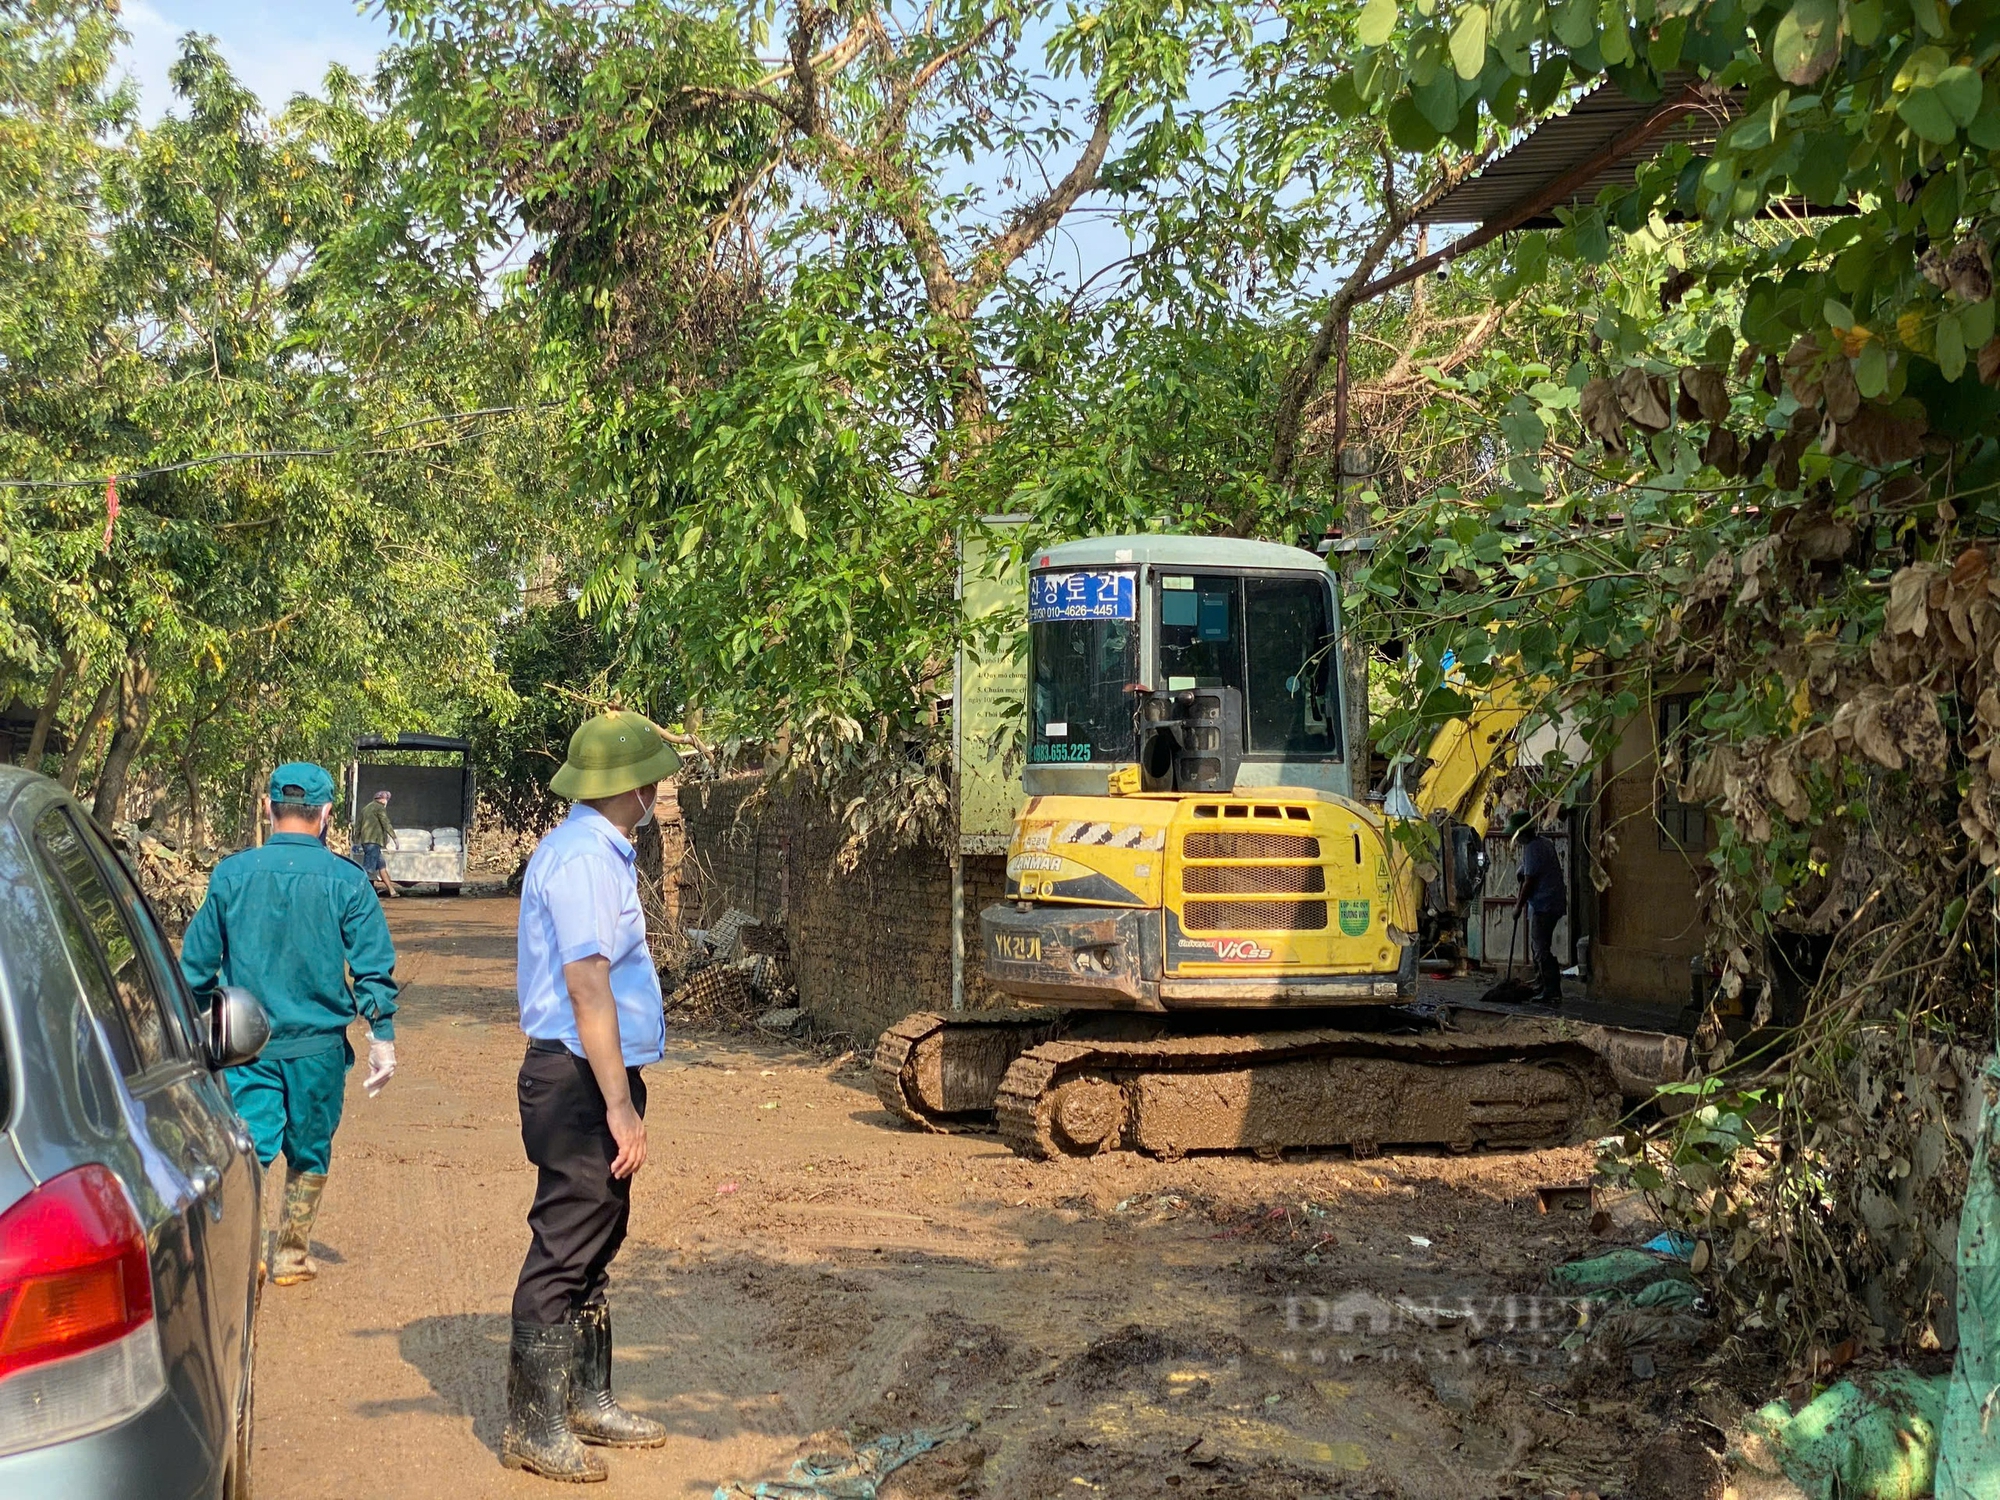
[501,1320,607,1483]
[568,1302,666,1448]
[271,1170,326,1287]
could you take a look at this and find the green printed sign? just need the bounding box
[1338,899,1371,937]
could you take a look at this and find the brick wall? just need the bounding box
[675,773,1007,1041]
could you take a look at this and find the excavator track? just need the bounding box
[994,1026,1622,1161]
[873,1010,1062,1132]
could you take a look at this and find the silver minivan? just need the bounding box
[0,768,266,1496]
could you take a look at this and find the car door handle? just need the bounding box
[189,1163,223,1218]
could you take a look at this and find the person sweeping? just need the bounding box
[180,761,400,1286]
[501,710,678,1482]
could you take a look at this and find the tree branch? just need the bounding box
[1265,148,1487,495]
[960,91,1121,304]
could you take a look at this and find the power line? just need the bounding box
[0,405,544,491]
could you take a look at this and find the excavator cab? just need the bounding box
[1020,536,1351,801]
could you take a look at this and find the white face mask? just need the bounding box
[633,788,656,828]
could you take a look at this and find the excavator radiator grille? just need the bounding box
[1183,898,1330,932]
[1183,864,1327,895]
[1182,832,1319,861]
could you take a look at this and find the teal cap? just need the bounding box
[268,761,337,807]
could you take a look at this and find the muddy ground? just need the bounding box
[251,895,1741,1499]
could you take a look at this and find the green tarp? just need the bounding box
[1739,1052,2000,1500]
[1939,1054,2000,1500]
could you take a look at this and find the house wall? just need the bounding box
[1588,709,1708,1014]
[676,774,1007,1041]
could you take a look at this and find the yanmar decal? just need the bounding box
[1008,853,1064,874]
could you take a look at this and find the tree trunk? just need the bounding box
[90,658,154,824]
[26,648,76,768]
[181,756,204,849]
[58,675,118,790]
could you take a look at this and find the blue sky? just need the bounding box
[120,1,392,120]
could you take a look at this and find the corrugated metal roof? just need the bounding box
[1419,74,1738,229]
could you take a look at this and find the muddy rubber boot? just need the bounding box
[568,1302,666,1448]
[501,1321,607,1482]
[270,1170,327,1287]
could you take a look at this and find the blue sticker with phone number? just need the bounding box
[1029,570,1135,623]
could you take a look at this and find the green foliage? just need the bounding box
[0,8,560,837]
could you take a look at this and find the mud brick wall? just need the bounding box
[676,774,1007,1040]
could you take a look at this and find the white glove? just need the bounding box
[364,1038,397,1097]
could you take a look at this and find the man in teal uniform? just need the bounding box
[181,761,401,1286]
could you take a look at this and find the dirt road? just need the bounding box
[252,895,1704,1499]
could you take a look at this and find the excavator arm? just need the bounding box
[1413,676,1532,835]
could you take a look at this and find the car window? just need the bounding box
[1244,576,1339,756]
[34,808,185,1076]
[71,816,200,1056]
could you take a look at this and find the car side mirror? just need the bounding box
[207,985,270,1070]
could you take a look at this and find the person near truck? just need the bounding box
[1508,811,1568,1005]
[179,761,400,1286]
[355,788,396,897]
[501,710,678,1481]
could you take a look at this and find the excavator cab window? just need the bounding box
[1244,577,1339,757]
[1158,574,1244,695]
[1028,568,1140,765]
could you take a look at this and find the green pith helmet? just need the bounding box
[549,711,681,801]
[1503,810,1539,841]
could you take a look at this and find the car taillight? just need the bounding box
[0,1163,164,1456]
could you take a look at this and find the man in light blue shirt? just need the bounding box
[501,710,678,1483]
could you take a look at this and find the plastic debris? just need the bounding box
[1547,1248,1699,1298]
[1642,1230,1696,1259]
[1549,1243,1708,1356]
[1407,1235,1432,1249]
[1739,1371,1948,1500]
[713,1420,976,1499]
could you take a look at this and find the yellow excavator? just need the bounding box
[874,534,1679,1160]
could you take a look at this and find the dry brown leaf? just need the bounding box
[1614,366,1673,431]
[1823,355,1862,423]
[1737,536,1781,604]
[1947,237,1993,303]
[1886,566,1933,636]
[1784,335,1826,409]
[1578,377,1626,450]
[1773,431,1809,490]
[1950,544,1989,589]
[1744,430,1775,478]
[1701,425,1743,476]
[1884,684,1948,771]
[1851,689,1905,770]
[1829,403,1928,468]
[1683,750,1730,802]
[1680,365,1730,424]
[1688,549,1736,605]
[1767,752,1810,821]
[1921,245,1950,289]
[1787,508,1853,563]
[1978,336,2000,386]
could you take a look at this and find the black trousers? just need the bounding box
[1529,907,1565,1002]
[512,1043,648,1326]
